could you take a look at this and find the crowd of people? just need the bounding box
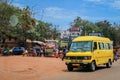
[22,45,69,61]
[0,43,68,61]
[1,44,120,62]
[23,44,46,57]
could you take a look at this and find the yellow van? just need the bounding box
[65,36,113,71]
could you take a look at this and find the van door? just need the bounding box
[105,43,113,63]
[98,42,105,64]
[93,42,101,65]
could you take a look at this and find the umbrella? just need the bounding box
[32,41,46,45]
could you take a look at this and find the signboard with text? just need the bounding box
[88,32,102,36]
[69,27,80,31]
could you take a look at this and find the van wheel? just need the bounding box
[67,65,73,71]
[106,60,112,68]
[89,61,96,71]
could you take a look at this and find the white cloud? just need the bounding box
[111,1,120,9]
[12,3,25,9]
[44,7,117,22]
[44,7,80,21]
[87,0,102,2]
[35,6,120,30]
[87,0,120,10]
[45,7,63,12]
[86,0,104,3]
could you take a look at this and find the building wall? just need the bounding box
[0,39,18,48]
[60,27,82,40]
[60,30,70,39]
[69,27,81,40]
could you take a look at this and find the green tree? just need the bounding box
[111,23,120,46]
[71,17,99,36]
[0,2,21,42]
[95,20,111,37]
[95,20,120,46]
[0,2,36,45]
[51,25,60,40]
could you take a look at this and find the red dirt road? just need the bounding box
[1,55,120,80]
[0,56,66,80]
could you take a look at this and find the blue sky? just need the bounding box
[12,0,120,30]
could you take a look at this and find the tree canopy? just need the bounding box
[0,2,59,44]
[0,1,120,46]
[71,17,120,46]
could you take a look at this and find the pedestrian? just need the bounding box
[62,46,68,61]
[22,49,28,57]
[53,48,56,57]
[3,46,10,56]
[29,47,33,56]
[42,45,46,57]
[33,47,37,56]
[36,47,41,57]
[114,48,119,62]
[55,48,59,58]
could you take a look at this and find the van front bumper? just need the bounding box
[65,59,92,67]
[65,62,90,67]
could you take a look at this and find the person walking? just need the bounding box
[33,47,37,56]
[114,48,119,61]
[36,47,41,57]
[62,46,68,61]
[54,48,59,58]
[42,45,46,57]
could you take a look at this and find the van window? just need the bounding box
[106,43,111,50]
[98,42,104,50]
[70,41,92,52]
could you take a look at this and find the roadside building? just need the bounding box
[60,27,82,40]
[60,27,81,49]
[60,30,70,39]
[69,27,81,40]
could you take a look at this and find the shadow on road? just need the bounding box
[62,66,108,73]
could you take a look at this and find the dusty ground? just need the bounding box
[0,55,66,80]
[1,55,120,80]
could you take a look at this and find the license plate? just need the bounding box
[71,60,77,63]
[72,64,80,66]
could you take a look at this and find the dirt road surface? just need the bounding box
[0,56,120,80]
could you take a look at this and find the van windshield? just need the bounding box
[70,41,92,52]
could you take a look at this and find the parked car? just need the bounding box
[11,47,25,55]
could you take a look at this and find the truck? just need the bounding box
[45,40,58,56]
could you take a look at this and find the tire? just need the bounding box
[106,60,112,68]
[67,65,73,71]
[89,61,96,72]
